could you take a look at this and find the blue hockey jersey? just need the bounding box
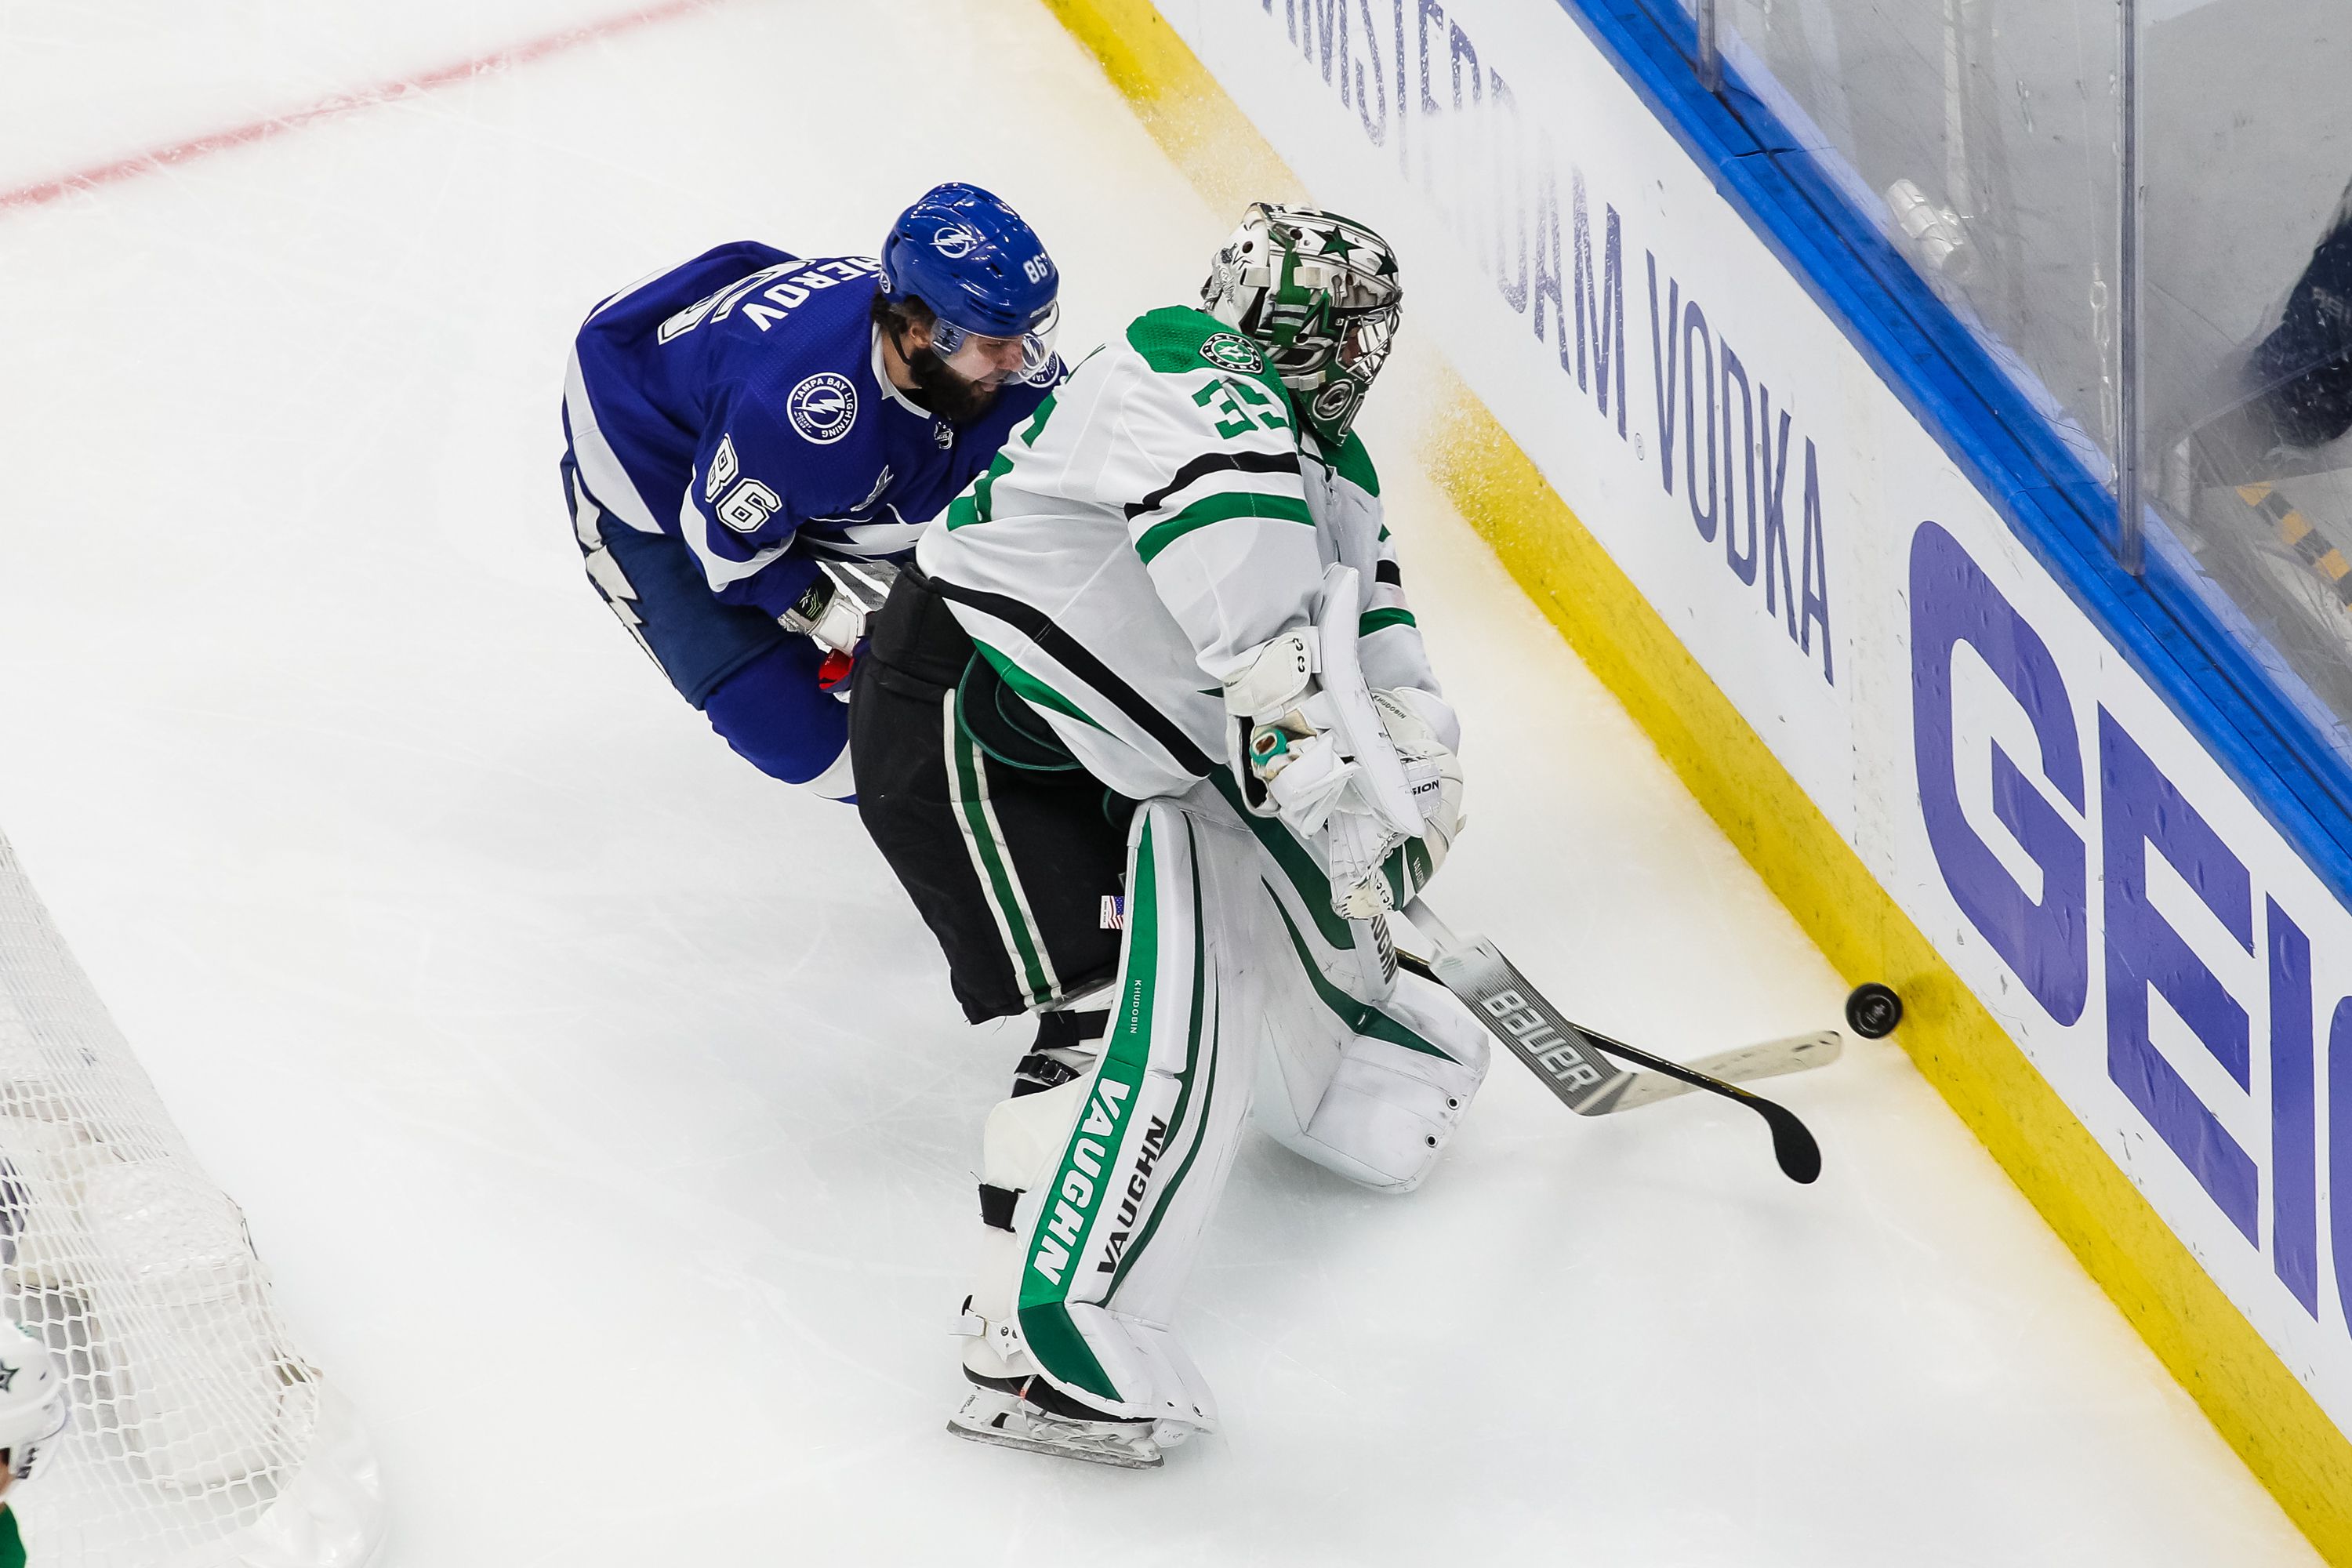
[564,241,1057,619]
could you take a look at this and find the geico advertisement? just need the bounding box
[1147,0,2352,1425]
[1908,516,2352,1428]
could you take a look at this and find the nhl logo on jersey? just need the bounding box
[787,372,858,445]
[1200,332,1265,374]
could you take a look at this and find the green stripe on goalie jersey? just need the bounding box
[973,641,1105,731]
[1018,818,1165,1403]
[946,397,1054,530]
[0,1505,22,1568]
[1015,390,1058,445]
[971,451,1012,524]
[1134,490,1313,561]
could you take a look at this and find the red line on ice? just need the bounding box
[0,0,716,212]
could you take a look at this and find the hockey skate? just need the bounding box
[947,1378,1163,1470]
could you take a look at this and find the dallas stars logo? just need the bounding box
[1200,332,1265,374]
[0,1361,21,1393]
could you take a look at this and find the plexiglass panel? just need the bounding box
[2143,0,2352,734]
[1714,0,2123,471]
[1676,0,2352,760]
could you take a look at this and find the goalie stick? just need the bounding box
[1399,899,1828,1184]
[1395,947,1839,1112]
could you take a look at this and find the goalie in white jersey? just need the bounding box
[850,205,1492,1468]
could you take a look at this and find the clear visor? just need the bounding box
[929,301,1060,389]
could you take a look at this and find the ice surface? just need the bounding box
[0,0,2323,1563]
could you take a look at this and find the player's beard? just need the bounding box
[903,347,1003,423]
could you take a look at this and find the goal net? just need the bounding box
[0,832,384,1566]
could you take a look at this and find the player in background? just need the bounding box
[2242,176,2352,453]
[850,205,1490,1467]
[559,183,1064,800]
[0,1321,69,1566]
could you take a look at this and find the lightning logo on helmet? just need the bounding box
[930,223,985,260]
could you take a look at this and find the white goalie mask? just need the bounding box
[1200,203,1403,447]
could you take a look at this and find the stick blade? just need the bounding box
[1762,1100,1824,1184]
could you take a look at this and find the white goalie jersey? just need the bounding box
[913,306,1454,803]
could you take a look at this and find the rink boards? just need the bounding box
[1045,0,2352,1556]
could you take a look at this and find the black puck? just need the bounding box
[1845,982,1903,1040]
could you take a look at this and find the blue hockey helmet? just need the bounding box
[878,183,1060,386]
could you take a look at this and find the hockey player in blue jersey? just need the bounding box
[559,183,1063,799]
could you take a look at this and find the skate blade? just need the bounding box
[946,1417,1163,1470]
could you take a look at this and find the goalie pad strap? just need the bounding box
[978,1183,1021,1232]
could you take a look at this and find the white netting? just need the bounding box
[0,833,384,1567]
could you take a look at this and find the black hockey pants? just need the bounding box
[849,566,1132,1023]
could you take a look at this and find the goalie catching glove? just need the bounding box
[1373,684,1465,873]
[1222,610,1464,919]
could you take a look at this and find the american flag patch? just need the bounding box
[1100,896,1126,931]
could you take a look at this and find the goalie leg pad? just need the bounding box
[960,1075,1092,1381]
[982,789,1262,1432]
[1251,925,1493,1192]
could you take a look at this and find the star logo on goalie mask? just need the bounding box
[0,1362,20,1393]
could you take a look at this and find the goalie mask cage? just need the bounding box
[0,832,385,1566]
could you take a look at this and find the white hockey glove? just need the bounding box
[1223,581,1449,921]
[779,561,898,655]
[1225,631,1360,836]
[1374,686,1465,874]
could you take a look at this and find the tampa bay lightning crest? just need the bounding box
[788,372,858,445]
